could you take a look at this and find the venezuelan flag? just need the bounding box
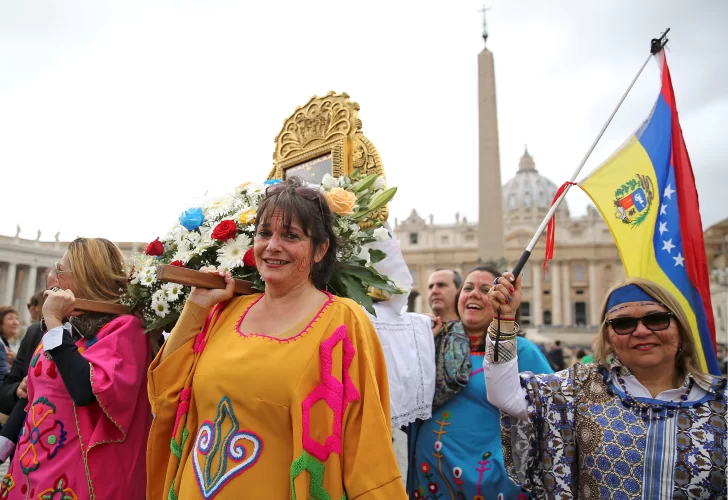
[580,51,720,375]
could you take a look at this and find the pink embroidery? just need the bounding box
[301,325,360,461]
[173,388,192,437]
[194,303,225,353]
[235,292,334,343]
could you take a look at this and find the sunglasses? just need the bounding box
[606,311,673,335]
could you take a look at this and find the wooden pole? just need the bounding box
[155,265,256,296]
[74,299,130,315]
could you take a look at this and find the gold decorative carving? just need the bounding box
[269,92,387,224]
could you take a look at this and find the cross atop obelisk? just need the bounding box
[478,5,491,44]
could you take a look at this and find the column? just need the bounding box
[22,266,38,324]
[562,263,572,326]
[3,263,17,308]
[551,261,562,325]
[531,261,543,326]
[588,261,601,326]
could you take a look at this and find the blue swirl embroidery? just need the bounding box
[192,396,263,499]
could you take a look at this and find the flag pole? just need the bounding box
[509,28,670,279]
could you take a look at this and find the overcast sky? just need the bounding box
[1,1,726,243]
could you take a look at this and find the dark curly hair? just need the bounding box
[256,177,338,289]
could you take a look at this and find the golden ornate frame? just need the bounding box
[267,91,388,224]
[268,91,385,180]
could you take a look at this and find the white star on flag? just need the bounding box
[658,221,668,235]
[673,252,685,267]
[662,239,675,253]
[664,184,675,200]
[660,203,668,215]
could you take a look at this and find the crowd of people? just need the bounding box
[0,176,723,499]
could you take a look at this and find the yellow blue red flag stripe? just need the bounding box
[580,51,719,374]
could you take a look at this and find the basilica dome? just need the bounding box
[502,148,569,223]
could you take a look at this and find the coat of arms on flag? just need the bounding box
[613,173,654,227]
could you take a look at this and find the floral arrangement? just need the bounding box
[121,171,403,332]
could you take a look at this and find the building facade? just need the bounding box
[396,148,625,329]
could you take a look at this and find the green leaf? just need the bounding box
[337,263,401,293]
[336,272,375,315]
[368,249,386,264]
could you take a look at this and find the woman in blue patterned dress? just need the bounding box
[405,265,552,499]
[484,276,727,499]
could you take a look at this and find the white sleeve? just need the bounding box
[41,323,71,352]
[483,355,529,421]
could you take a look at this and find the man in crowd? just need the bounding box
[427,269,462,323]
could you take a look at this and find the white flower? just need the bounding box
[349,223,360,232]
[203,193,234,210]
[167,225,188,245]
[139,268,157,287]
[371,176,386,191]
[217,234,252,270]
[151,295,170,317]
[162,282,183,302]
[245,183,266,195]
[321,173,338,190]
[186,231,202,248]
[373,227,390,242]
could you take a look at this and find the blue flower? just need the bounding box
[179,208,204,231]
[263,179,282,185]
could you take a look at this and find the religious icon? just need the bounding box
[284,153,333,184]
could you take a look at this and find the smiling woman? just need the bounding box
[404,264,552,499]
[147,177,406,499]
[484,276,727,499]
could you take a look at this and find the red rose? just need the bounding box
[169,260,185,267]
[211,220,238,241]
[145,237,164,256]
[243,248,256,267]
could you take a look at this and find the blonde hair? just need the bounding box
[594,277,707,381]
[66,238,128,303]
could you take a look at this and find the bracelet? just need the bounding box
[487,320,520,339]
[487,329,517,342]
[493,316,515,322]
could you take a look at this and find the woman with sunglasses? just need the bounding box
[147,177,405,499]
[484,275,727,499]
[0,238,152,500]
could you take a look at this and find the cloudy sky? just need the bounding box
[1,1,726,243]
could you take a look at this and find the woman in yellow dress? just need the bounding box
[147,177,406,499]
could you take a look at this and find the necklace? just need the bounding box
[615,372,692,421]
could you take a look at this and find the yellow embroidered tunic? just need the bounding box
[147,292,406,499]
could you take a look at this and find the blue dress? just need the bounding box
[406,335,552,500]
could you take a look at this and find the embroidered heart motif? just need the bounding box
[192,423,262,499]
[190,397,262,499]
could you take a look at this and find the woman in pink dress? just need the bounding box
[0,238,151,500]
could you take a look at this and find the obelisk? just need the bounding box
[477,14,506,263]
